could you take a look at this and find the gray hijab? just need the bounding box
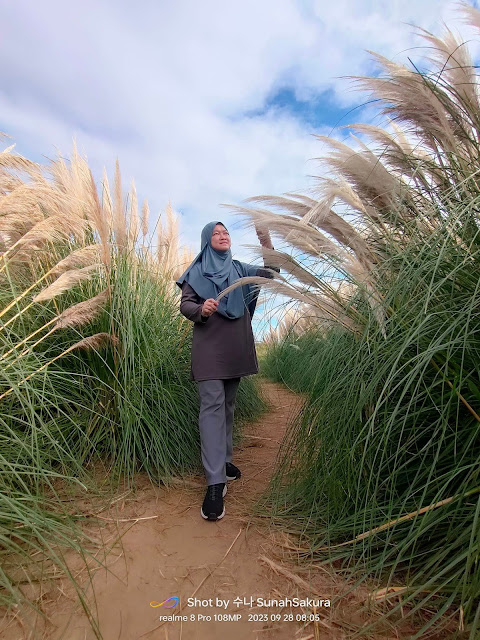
[175,220,258,319]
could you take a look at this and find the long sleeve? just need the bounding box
[180,282,209,323]
[256,265,280,279]
[236,260,281,280]
[235,259,281,320]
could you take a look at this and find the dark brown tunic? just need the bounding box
[179,266,279,381]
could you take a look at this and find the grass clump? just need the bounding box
[229,5,480,637]
[0,139,267,636]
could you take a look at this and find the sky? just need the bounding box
[1,0,478,338]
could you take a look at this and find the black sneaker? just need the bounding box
[201,483,227,521]
[226,462,241,481]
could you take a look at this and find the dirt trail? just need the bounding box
[1,378,352,640]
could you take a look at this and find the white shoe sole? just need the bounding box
[201,506,225,520]
[226,466,241,481]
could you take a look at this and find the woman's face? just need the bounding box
[211,224,231,251]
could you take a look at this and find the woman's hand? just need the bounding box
[201,298,219,317]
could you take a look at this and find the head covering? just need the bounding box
[175,221,259,319]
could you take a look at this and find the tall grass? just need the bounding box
[222,4,480,637]
[0,138,267,635]
[259,207,480,637]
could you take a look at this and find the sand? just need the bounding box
[2,378,342,639]
[1,377,456,640]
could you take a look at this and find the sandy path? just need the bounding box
[3,377,347,640]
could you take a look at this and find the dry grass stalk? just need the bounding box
[70,332,119,351]
[315,134,415,224]
[0,174,24,197]
[259,555,323,596]
[1,321,57,365]
[155,208,165,265]
[241,244,323,289]
[355,53,458,153]
[0,332,119,401]
[163,201,180,275]
[87,168,111,268]
[32,264,104,302]
[370,586,412,601]
[0,147,42,177]
[0,204,45,247]
[320,486,480,550]
[113,158,127,251]
[418,25,479,121]
[228,204,348,260]
[0,246,106,331]
[221,18,480,339]
[13,213,87,253]
[217,275,318,307]
[128,178,139,249]
[264,305,320,343]
[460,1,480,32]
[316,177,367,216]
[0,183,63,220]
[141,199,150,247]
[253,219,274,249]
[49,245,103,277]
[245,193,374,269]
[53,289,110,330]
[101,168,114,234]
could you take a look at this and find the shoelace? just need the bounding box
[208,484,222,500]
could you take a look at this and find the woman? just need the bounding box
[175,220,279,521]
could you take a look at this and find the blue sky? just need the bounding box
[1,0,477,338]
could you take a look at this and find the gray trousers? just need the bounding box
[197,378,241,485]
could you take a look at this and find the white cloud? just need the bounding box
[1,0,477,336]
